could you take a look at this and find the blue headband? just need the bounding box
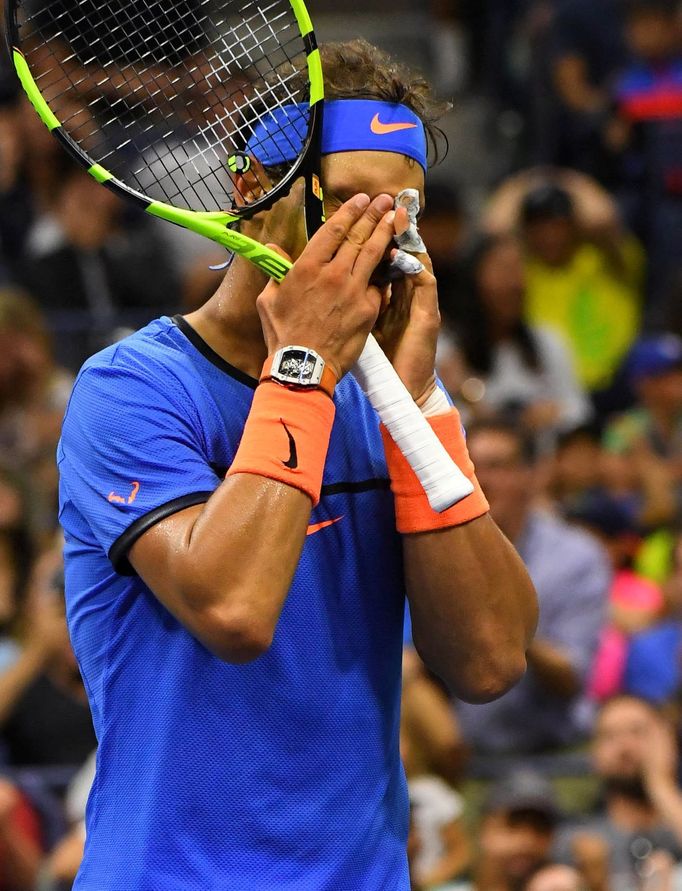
[245,99,428,173]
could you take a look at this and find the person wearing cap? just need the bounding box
[602,334,682,522]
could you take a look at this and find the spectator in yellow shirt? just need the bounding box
[483,169,644,405]
[521,183,643,394]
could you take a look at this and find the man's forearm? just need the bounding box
[404,514,538,703]
[131,473,313,662]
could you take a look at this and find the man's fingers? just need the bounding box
[264,243,292,262]
[302,193,371,263]
[394,206,410,238]
[335,193,394,266]
[352,209,398,283]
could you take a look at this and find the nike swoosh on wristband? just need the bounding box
[370,113,419,135]
[306,516,344,536]
[281,420,298,470]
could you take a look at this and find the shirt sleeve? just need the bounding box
[58,360,221,574]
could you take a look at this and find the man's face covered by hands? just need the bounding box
[244,149,425,272]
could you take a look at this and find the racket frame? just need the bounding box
[5,0,324,280]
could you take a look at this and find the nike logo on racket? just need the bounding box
[281,421,298,470]
[370,114,418,135]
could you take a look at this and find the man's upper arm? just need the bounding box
[58,360,219,574]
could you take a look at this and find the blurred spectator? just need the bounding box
[0,776,43,891]
[606,0,682,316]
[547,420,677,534]
[36,752,94,890]
[15,167,180,370]
[462,771,562,891]
[545,425,604,516]
[521,183,641,400]
[567,494,666,704]
[402,648,468,786]
[0,98,73,277]
[549,0,628,178]
[602,335,682,521]
[0,547,94,767]
[402,649,471,888]
[484,169,644,409]
[0,288,74,542]
[615,531,682,705]
[556,695,682,887]
[457,421,609,754]
[449,233,592,441]
[0,289,72,466]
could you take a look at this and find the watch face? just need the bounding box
[280,349,317,383]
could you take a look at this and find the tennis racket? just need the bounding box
[5,0,474,512]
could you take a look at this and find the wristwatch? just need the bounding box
[261,346,337,398]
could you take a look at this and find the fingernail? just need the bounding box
[353,194,370,209]
[375,194,394,212]
[385,211,396,224]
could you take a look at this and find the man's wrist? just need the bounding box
[418,385,450,418]
[381,409,489,534]
[261,347,338,399]
[227,381,336,506]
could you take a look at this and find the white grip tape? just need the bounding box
[352,335,474,513]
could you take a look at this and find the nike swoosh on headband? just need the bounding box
[370,113,419,135]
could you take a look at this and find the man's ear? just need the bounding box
[232,158,274,208]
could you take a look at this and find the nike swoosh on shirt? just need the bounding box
[370,113,418,135]
[306,516,344,536]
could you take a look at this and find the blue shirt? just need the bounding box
[58,316,410,890]
[456,510,610,753]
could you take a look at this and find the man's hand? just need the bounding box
[257,193,396,381]
[374,205,440,404]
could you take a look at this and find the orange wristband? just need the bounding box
[227,382,335,506]
[381,409,489,534]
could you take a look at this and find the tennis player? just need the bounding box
[58,41,538,890]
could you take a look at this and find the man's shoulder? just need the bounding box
[71,317,203,406]
[79,316,187,378]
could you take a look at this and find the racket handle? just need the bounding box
[352,335,474,513]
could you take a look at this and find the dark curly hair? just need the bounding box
[259,39,451,183]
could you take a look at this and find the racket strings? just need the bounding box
[14,0,312,212]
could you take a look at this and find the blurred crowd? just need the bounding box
[0,0,682,889]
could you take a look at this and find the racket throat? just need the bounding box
[304,170,326,240]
